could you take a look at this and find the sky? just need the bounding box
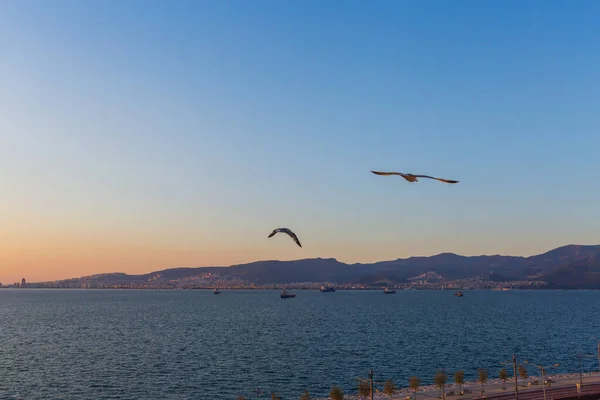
[1,0,600,283]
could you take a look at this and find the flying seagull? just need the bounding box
[268,228,302,248]
[371,170,459,184]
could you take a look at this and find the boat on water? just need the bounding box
[213,288,221,294]
[454,291,464,297]
[320,285,336,293]
[280,289,296,299]
[384,288,396,294]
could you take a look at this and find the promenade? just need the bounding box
[394,373,600,400]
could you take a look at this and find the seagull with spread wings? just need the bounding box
[268,228,302,248]
[371,170,459,184]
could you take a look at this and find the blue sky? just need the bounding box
[1,0,600,282]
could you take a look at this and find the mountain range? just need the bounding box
[45,244,600,289]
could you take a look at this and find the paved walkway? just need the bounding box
[390,373,600,400]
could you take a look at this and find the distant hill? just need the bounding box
[225,258,355,284]
[540,250,600,289]
[350,252,530,282]
[43,244,600,289]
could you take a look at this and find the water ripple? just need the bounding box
[1,289,600,399]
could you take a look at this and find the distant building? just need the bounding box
[21,278,26,288]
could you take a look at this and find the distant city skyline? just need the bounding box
[10,243,599,291]
[2,0,600,283]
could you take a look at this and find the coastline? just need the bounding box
[315,372,600,399]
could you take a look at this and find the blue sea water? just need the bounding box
[2,289,600,399]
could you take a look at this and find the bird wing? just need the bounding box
[413,175,459,184]
[370,170,405,176]
[283,229,302,248]
[268,228,301,247]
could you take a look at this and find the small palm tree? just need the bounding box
[330,386,344,400]
[518,364,528,386]
[454,370,465,394]
[435,370,448,399]
[300,389,311,400]
[410,376,421,400]
[499,368,509,390]
[478,368,488,393]
[384,379,396,399]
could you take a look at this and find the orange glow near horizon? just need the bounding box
[2,190,598,284]
[1,227,591,284]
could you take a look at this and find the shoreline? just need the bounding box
[4,287,600,291]
[315,372,600,400]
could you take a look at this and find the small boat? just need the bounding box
[384,288,396,294]
[213,288,221,294]
[454,291,464,297]
[280,289,296,299]
[320,285,336,293]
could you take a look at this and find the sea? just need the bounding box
[2,289,600,399]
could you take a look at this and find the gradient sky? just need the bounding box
[2,0,600,283]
